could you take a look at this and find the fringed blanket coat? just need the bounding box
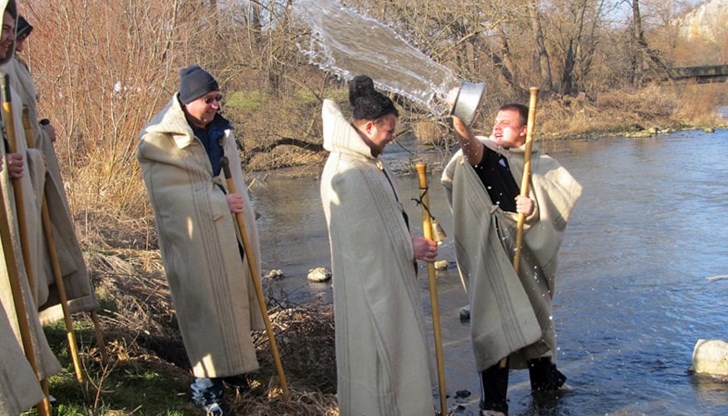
[138,95,264,378]
[0,304,45,415]
[320,99,434,416]
[0,64,61,383]
[8,57,98,324]
[442,139,582,371]
[0,4,59,411]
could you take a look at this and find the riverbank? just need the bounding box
[42,247,340,415]
[244,83,728,173]
[40,96,728,415]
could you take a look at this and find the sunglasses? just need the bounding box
[204,94,223,105]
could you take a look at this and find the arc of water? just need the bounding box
[292,0,459,116]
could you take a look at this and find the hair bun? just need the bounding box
[349,75,376,106]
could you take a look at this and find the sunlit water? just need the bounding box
[252,128,728,415]
[292,0,459,115]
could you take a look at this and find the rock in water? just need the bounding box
[692,339,728,379]
[264,269,284,279]
[307,267,332,282]
[459,304,471,321]
[434,260,449,270]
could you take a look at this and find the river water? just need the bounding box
[251,128,728,415]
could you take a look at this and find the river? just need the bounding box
[251,127,728,415]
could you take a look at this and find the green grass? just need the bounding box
[226,91,266,112]
[21,318,197,416]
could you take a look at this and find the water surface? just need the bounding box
[252,129,728,415]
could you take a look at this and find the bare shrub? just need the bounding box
[671,83,728,125]
[86,245,339,412]
[412,120,450,146]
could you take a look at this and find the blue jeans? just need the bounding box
[190,377,225,407]
[190,375,250,407]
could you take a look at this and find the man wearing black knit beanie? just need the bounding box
[138,64,266,415]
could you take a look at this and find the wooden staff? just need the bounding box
[221,156,289,399]
[22,110,109,364]
[1,74,36,297]
[415,162,448,415]
[0,75,52,416]
[512,87,540,274]
[496,87,541,371]
[22,108,84,383]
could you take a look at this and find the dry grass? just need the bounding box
[671,83,728,125]
[229,387,339,416]
[71,226,339,414]
[413,120,450,145]
[49,76,726,414]
[536,84,726,139]
[246,145,327,171]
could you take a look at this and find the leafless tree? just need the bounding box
[18,0,722,226]
[529,0,555,92]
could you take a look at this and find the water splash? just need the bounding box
[292,0,459,116]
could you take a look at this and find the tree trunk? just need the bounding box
[489,25,521,93]
[559,0,588,96]
[631,0,645,87]
[579,0,603,91]
[529,0,554,92]
[250,1,262,45]
[560,41,576,95]
[631,0,669,87]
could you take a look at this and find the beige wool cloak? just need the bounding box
[8,57,98,324]
[0,302,45,415]
[0,67,62,381]
[320,99,434,416]
[0,2,56,411]
[442,138,582,371]
[138,95,264,378]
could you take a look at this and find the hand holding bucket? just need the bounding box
[447,80,486,125]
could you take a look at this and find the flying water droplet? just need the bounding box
[292,0,459,116]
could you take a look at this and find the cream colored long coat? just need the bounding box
[138,96,264,378]
[0,302,45,415]
[320,100,434,416]
[0,65,61,382]
[0,2,58,409]
[8,57,98,324]
[442,139,582,371]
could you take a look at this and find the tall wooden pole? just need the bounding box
[416,162,448,415]
[497,87,541,371]
[1,72,51,416]
[22,108,84,383]
[1,74,36,297]
[512,87,540,274]
[221,157,289,399]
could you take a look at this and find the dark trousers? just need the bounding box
[480,357,567,414]
[190,375,250,407]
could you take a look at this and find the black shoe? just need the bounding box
[528,358,567,393]
[222,375,251,394]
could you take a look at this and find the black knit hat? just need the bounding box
[16,15,32,41]
[179,64,219,104]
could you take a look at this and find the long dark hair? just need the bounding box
[348,75,399,122]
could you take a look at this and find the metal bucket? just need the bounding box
[450,81,486,125]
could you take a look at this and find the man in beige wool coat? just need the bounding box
[138,64,265,415]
